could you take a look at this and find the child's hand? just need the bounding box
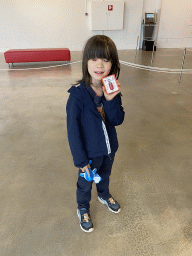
[80,164,91,177]
[103,81,121,101]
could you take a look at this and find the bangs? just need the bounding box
[87,42,111,61]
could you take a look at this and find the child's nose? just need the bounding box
[97,59,104,67]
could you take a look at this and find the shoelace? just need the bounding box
[108,197,116,205]
[82,213,90,223]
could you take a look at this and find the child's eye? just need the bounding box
[92,58,97,61]
[104,59,110,62]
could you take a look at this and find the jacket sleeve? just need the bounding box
[66,94,89,168]
[103,94,125,126]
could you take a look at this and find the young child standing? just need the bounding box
[66,35,125,233]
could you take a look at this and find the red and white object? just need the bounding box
[108,5,113,11]
[102,75,120,94]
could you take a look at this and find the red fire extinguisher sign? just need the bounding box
[108,5,113,11]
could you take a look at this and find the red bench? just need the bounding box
[4,48,71,67]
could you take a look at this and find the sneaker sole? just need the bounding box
[77,209,94,233]
[98,197,121,213]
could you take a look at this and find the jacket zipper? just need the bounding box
[102,121,111,155]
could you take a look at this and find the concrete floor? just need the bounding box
[0,48,192,256]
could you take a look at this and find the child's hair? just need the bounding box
[75,35,120,87]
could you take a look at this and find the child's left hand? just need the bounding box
[103,81,121,101]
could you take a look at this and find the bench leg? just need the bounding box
[8,63,14,68]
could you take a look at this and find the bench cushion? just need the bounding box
[4,48,71,63]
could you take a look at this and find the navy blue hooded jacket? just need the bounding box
[66,81,125,168]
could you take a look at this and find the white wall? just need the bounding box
[0,0,192,52]
[141,0,192,48]
[157,0,192,48]
[0,0,143,52]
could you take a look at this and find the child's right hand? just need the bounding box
[80,164,91,177]
[103,81,121,101]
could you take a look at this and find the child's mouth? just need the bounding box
[95,71,104,74]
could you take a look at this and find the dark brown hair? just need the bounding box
[74,35,120,87]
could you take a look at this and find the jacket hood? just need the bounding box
[68,82,100,117]
[68,82,87,101]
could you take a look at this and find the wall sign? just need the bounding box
[108,5,113,11]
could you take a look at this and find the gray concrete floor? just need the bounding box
[0,48,192,256]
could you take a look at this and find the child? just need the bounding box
[66,35,125,233]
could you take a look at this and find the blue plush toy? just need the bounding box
[80,160,102,184]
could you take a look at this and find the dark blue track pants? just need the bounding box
[76,155,115,210]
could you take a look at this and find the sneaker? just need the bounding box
[98,196,121,213]
[77,208,94,233]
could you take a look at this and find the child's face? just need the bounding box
[88,58,112,84]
